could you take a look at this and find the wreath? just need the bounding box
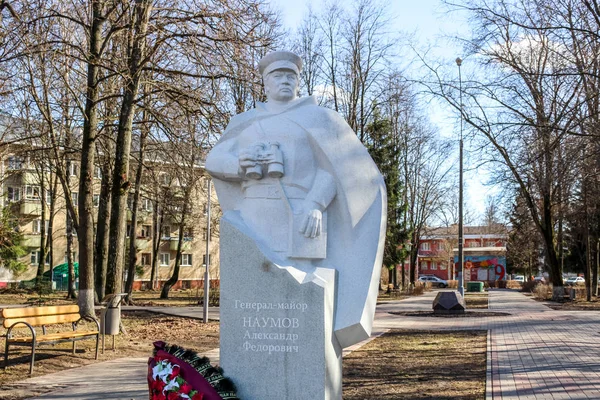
[147,341,239,400]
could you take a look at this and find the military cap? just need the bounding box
[258,51,303,77]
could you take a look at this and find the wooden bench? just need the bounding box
[2,305,100,374]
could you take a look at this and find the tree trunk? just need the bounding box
[150,200,163,290]
[124,119,148,304]
[66,212,77,299]
[94,157,112,302]
[106,0,153,296]
[35,169,46,289]
[77,0,105,318]
[46,175,57,290]
[160,219,186,299]
[161,182,192,299]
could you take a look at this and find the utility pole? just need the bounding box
[456,57,465,297]
[203,179,212,323]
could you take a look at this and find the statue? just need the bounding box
[206,51,386,348]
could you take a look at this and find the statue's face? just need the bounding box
[264,68,299,102]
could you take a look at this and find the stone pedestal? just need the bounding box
[219,213,342,400]
[433,291,466,314]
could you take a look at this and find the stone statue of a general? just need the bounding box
[206,51,386,350]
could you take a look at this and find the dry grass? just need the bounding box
[0,288,206,308]
[464,293,488,309]
[343,329,487,399]
[533,283,553,300]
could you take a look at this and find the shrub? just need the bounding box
[521,280,539,293]
[533,283,552,300]
[411,281,430,296]
[506,280,522,289]
[447,280,458,289]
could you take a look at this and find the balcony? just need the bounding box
[169,237,192,251]
[20,201,46,216]
[22,235,41,248]
[135,238,152,251]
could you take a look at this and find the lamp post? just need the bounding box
[203,179,212,323]
[456,57,465,297]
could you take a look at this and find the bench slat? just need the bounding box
[3,313,81,329]
[2,305,79,319]
[8,330,99,343]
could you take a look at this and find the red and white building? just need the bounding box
[414,225,508,281]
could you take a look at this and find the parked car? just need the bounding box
[418,276,448,288]
[565,276,585,286]
[533,276,546,283]
[513,275,525,283]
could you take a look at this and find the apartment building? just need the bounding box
[416,225,508,282]
[0,141,220,290]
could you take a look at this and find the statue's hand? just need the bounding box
[300,209,322,238]
[238,149,258,169]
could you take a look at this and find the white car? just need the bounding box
[513,275,525,283]
[565,276,585,286]
[418,275,448,288]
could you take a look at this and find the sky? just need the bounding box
[269,0,499,223]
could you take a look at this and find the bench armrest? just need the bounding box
[6,321,37,342]
[73,316,100,332]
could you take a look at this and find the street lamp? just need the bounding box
[203,179,212,323]
[456,57,465,297]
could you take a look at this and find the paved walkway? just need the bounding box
[18,290,600,399]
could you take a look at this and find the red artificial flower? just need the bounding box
[152,392,166,400]
[180,383,193,394]
[191,393,204,400]
[152,379,166,393]
[154,355,165,363]
[167,392,179,400]
[168,365,180,380]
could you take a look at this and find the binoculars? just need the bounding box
[245,142,284,180]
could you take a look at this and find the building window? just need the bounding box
[468,241,478,248]
[7,186,21,202]
[30,251,49,265]
[486,241,497,247]
[420,261,428,271]
[7,156,23,170]
[69,162,79,177]
[126,224,132,237]
[141,253,151,266]
[159,173,171,186]
[431,261,437,270]
[94,166,102,179]
[440,263,447,270]
[183,228,193,240]
[420,242,430,251]
[45,190,52,205]
[24,185,40,200]
[31,251,39,265]
[140,225,151,238]
[160,253,170,266]
[202,229,207,240]
[32,220,42,234]
[141,198,152,212]
[71,192,78,207]
[181,254,192,266]
[93,194,100,208]
[161,225,171,239]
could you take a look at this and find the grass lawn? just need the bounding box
[343,329,487,399]
[464,293,488,309]
[0,288,205,308]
